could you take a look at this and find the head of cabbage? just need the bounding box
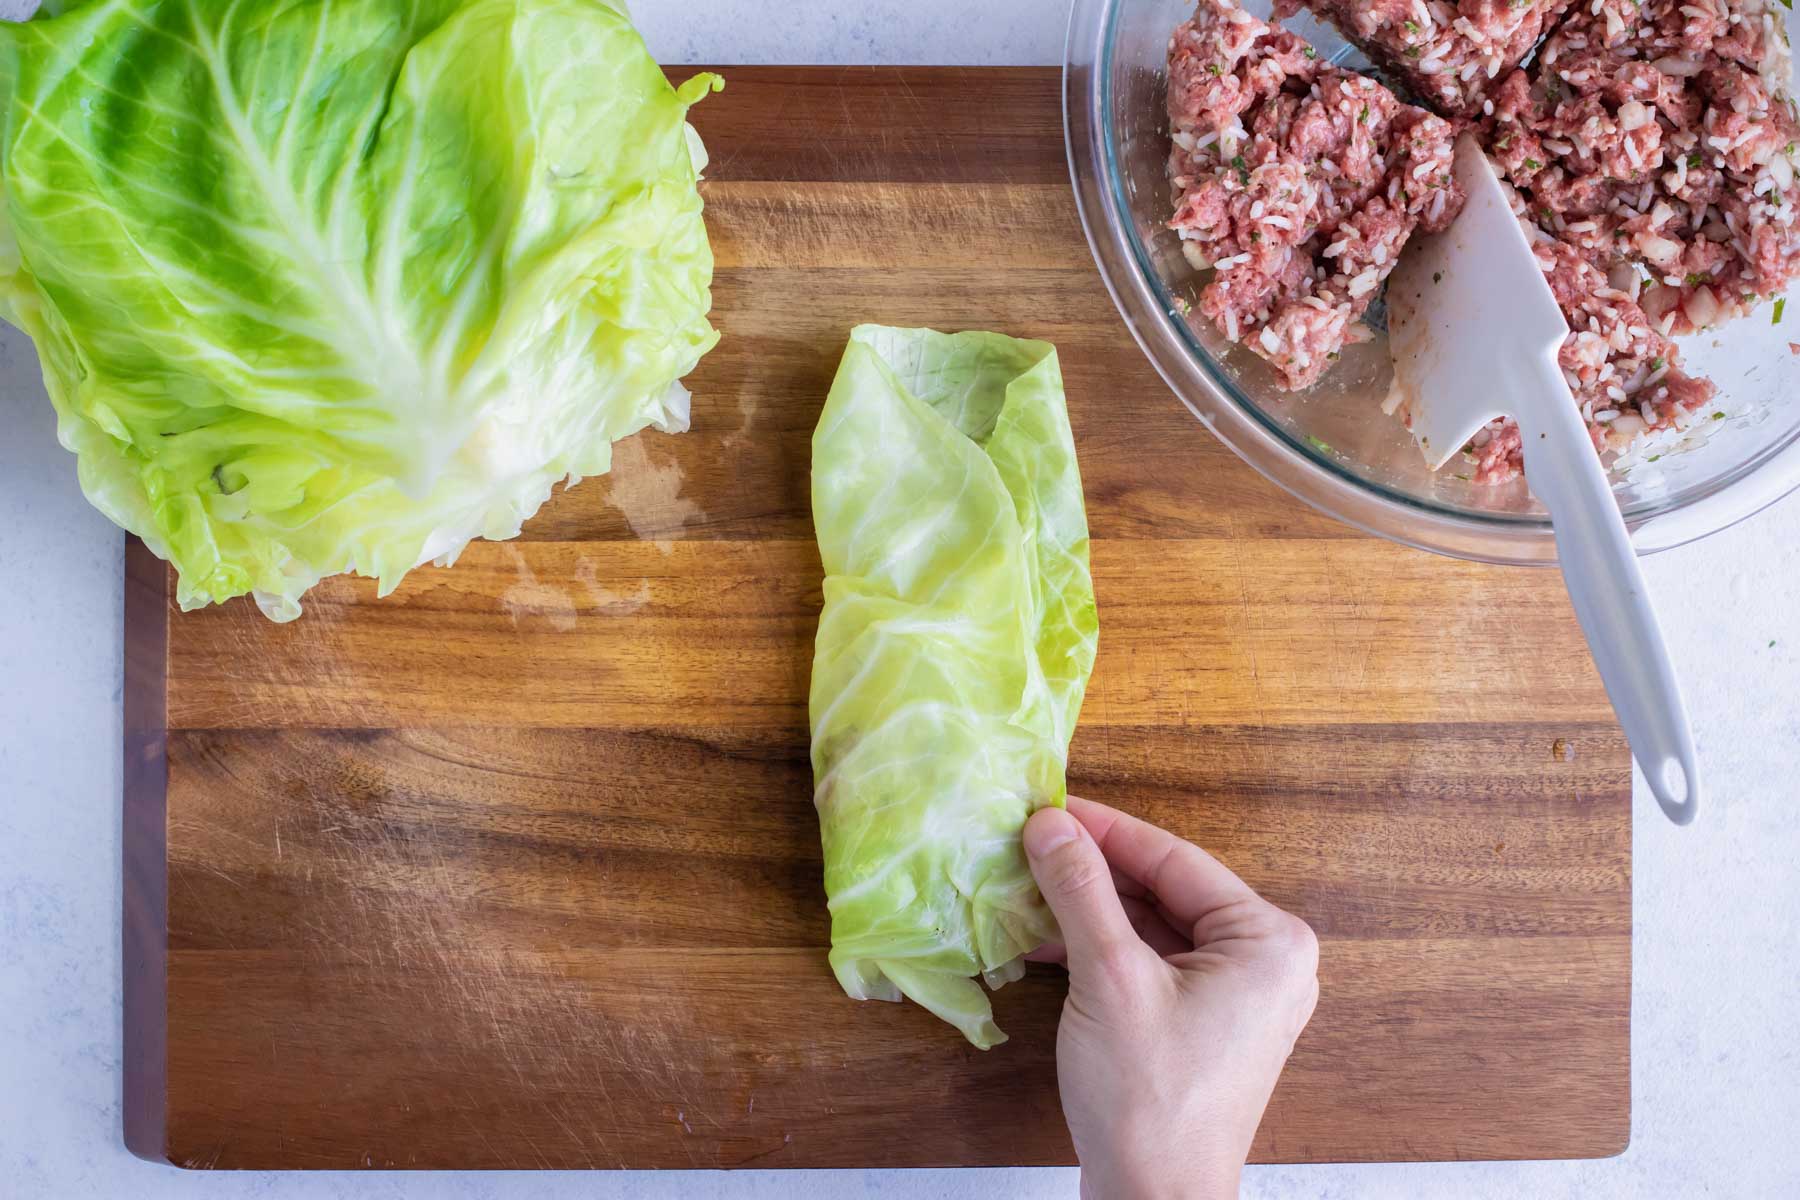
[0,0,720,619]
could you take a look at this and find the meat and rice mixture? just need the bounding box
[1274,0,1574,117]
[1167,0,1463,389]
[1165,0,1797,482]
[1487,0,1800,335]
[1466,0,1797,479]
[1462,236,1719,482]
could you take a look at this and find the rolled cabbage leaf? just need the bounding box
[809,325,1099,1048]
[0,0,720,619]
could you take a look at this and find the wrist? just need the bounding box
[1081,1154,1240,1200]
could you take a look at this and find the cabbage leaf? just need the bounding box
[0,0,720,618]
[809,326,1099,1048]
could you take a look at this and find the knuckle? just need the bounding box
[1254,908,1320,984]
[1049,848,1110,897]
[1275,912,1320,965]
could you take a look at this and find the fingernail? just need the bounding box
[1023,807,1080,858]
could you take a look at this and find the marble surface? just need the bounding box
[2,1,1797,1196]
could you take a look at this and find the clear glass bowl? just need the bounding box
[1065,0,1800,564]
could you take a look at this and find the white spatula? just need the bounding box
[1388,133,1701,825]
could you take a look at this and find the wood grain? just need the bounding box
[123,67,1631,1170]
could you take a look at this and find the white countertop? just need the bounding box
[2,2,1797,1196]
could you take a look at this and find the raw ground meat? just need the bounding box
[1464,232,1719,483]
[1274,0,1575,117]
[1487,0,1800,335]
[1167,0,1464,389]
[1163,0,1793,481]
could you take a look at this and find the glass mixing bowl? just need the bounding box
[1065,0,1800,564]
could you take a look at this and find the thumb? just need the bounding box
[1023,806,1143,981]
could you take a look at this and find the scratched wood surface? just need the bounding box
[122,67,1631,1170]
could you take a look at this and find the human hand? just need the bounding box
[1023,796,1320,1200]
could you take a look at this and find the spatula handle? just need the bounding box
[1516,355,1700,825]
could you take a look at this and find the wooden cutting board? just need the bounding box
[122,67,1630,1170]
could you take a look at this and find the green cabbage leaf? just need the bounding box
[809,326,1099,1048]
[0,0,719,619]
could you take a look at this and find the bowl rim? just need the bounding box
[1062,0,1800,565]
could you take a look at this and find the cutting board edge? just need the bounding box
[123,537,172,1164]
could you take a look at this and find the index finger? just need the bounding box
[1066,795,1259,938]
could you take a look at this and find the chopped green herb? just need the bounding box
[1495,132,1513,150]
[1683,272,1710,287]
[1686,151,1703,170]
[1303,46,1318,59]
[1305,435,1335,455]
[1208,63,1223,77]
[1647,356,1664,370]
[1648,454,1662,462]
[1775,297,1788,324]
[1403,19,1421,33]
[1358,105,1370,124]
[1712,411,1726,421]
[1453,473,1471,481]
[1779,0,1791,11]
[1251,231,1262,242]
[1522,157,1543,171]
[1231,154,1250,185]
[1772,639,1780,648]
[1405,45,1422,57]
[1327,351,1340,360]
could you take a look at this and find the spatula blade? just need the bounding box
[1387,134,1570,470]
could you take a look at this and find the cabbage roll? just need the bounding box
[808,325,1099,1048]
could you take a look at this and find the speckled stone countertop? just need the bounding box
[1,2,1795,1196]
